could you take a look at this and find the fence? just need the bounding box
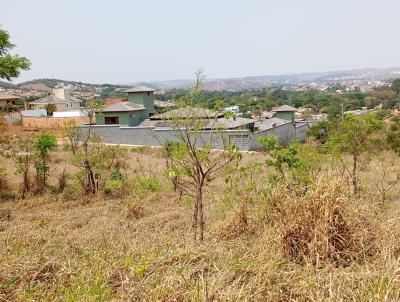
[22,116,90,129]
[81,122,310,151]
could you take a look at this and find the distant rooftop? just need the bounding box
[29,95,65,104]
[154,100,176,108]
[150,107,223,120]
[123,86,156,93]
[0,92,20,100]
[29,95,81,104]
[138,116,254,130]
[272,105,297,112]
[256,117,289,131]
[102,102,145,112]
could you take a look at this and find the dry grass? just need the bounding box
[1,148,400,301]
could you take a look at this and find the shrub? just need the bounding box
[132,177,161,194]
[35,132,57,189]
[44,103,57,116]
[4,103,18,112]
[104,179,127,197]
[61,177,83,201]
[0,165,14,201]
[125,198,144,219]
[266,177,377,266]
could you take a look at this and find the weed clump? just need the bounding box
[126,199,145,219]
[267,178,377,266]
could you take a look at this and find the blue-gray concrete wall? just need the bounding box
[80,122,309,151]
[81,125,252,151]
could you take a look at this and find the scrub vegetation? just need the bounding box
[1,108,400,301]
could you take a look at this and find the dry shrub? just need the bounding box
[217,202,249,240]
[0,208,12,221]
[0,166,14,201]
[127,201,144,220]
[268,177,377,266]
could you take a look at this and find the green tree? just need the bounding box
[0,27,30,80]
[258,135,321,185]
[35,132,57,188]
[306,120,332,144]
[3,103,18,112]
[44,103,57,116]
[391,78,400,95]
[325,114,384,194]
[163,71,241,241]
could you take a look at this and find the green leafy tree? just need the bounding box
[259,136,304,183]
[35,132,57,188]
[4,103,18,112]
[391,78,400,95]
[0,27,30,80]
[306,120,332,144]
[162,71,242,241]
[325,114,384,194]
[44,103,57,116]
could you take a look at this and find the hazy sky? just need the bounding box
[2,0,400,83]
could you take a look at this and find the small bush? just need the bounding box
[132,177,162,195]
[61,181,82,202]
[130,145,151,154]
[125,198,144,219]
[0,166,14,201]
[104,179,127,197]
[267,178,377,266]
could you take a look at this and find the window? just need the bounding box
[105,116,119,124]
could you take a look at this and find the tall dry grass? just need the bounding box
[0,148,400,301]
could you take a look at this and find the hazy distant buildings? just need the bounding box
[28,87,81,111]
[0,92,20,109]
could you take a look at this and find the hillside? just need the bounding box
[2,110,400,300]
[139,67,400,91]
[2,67,400,93]
[19,82,52,92]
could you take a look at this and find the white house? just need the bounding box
[29,87,81,111]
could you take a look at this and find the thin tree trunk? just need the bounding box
[198,184,205,241]
[352,154,358,195]
[22,171,29,198]
[84,159,96,194]
[193,190,199,241]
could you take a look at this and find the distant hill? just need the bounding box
[2,67,400,92]
[131,67,400,91]
[19,82,52,92]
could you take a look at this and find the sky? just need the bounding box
[2,0,400,84]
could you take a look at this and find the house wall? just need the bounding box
[53,88,70,101]
[31,103,67,111]
[251,123,295,150]
[96,111,147,126]
[276,112,294,122]
[30,102,80,111]
[0,98,19,109]
[70,102,81,110]
[22,116,89,129]
[295,123,311,141]
[127,92,155,116]
[81,121,311,151]
[81,125,252,151]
